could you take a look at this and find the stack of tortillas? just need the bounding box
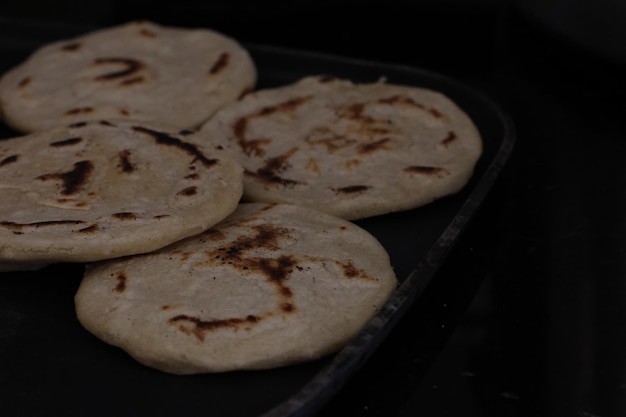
[0,20,482,374]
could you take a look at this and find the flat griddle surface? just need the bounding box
[0,18,514,417]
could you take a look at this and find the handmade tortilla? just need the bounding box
[0,119,243,267]
[74,202,398,374]
[199,75,482,220]
[0,20,256,132]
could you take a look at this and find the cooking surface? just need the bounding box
[1,1,625,416]
[0,31,512,417]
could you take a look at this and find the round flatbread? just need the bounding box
[74,202,398,374]
[0,119,243,266]
[199,75,482,220]
[0,21,256,133]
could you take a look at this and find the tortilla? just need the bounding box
[0,20,256,133]
[199,75,482,220]
[74,202,398,374]
[0,119,243,267]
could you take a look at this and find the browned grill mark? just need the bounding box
[441,131,457,146]
[378,95,419,106]
[260,203,278,212]
[337,260,377,281]
[120,76,145,86]
[55,198,87,208]
[78,224,99,233]
[139,29,156,38]
[259,96,311,117]
[244,170,301,187]
[65,107,94,116]
[114,272,127,293]
[357,137,392,155]
[339,103,367,120]
[168,314,260,341]
[318,75,338,83]
[50,137,82,147]
[185,173,200,180]
[261,148,295,175]
[249,255,297,283]
[279,286,292,297]
[430,108,444,118]
[232,118,271,157]
[245,148,301,187]
[333,185,370,194]
[305,127,357,153]
[281,302,295,312]
[36,160,94,195]
[202,229,227,242]
[404,166,446,175]
[113,212,137,220]
[18,76,31,88]
[183,251,198,262]
[131,126,218,168]
[61,42,81,51]
[233,118,247,138]
[0,220,85,232]
[331,101,401,144]
[177,186,198,196]
[179,130,195,136]
[118,108,130,116]
[68,122,88,128]
[117,150,135,173]
[209,52,229,75]
[339,261,359,278]
[214,224,284,258]
[232,96,312,157]
[92,57,145,82]
[378,95,444,119]
[211,225,297,299]
[0,155,18,167]
[100,120,115,127]
[238,85,253,100]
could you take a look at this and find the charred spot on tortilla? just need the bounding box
[61,42,81,52]
[0,155,19,167]
[50,137,82,147]
[404,166,447,176]
[209,52,230,76]
[332,185,370,195]
[36,160,94,195]
[177,186,198,196]
[65,107,94,116]
[112,212,137,220]
[131,126,218,168]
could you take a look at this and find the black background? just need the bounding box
[1,1,626,416]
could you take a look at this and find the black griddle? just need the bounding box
[0,18,514,417]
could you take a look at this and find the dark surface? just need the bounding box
[0,31,512,417]
[1,1,625,416]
